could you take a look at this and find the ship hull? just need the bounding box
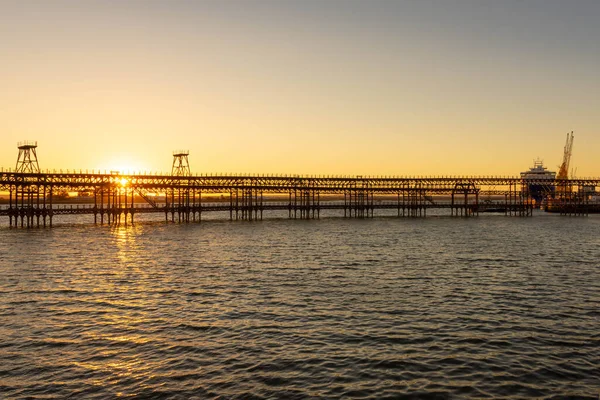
[545,199,600,214]
[526,183,555,204]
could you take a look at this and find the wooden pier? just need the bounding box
[1,171,598,227]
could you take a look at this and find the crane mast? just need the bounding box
[557,131,574,180]
[556,131,574,197]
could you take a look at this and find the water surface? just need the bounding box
[1,214,599,398]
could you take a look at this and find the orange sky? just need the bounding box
[1,1,599,177]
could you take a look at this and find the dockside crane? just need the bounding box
[556,131,574,196]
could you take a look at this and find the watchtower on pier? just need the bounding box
[15,141,40,173]
[172,150,190,176]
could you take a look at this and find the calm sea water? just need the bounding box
[0,212,599,399]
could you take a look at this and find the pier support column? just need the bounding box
[42,185,47,227]
[130,187,135,225]
[49,186,53,228]
[8,187,13,228]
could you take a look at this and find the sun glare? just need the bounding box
[120,178,129,187]
[102,156,148,175]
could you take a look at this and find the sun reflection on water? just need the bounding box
[79,224,162,393]
[111,224,139,265]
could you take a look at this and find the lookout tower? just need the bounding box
[172,150,191,176]
[15,141,40,173]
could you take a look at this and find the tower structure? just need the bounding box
[556,131,574,197]
[15,141,40,173]
[557,131,574,180]
[172,150,191,176]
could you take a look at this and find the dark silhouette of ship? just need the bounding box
[521,159,556,205]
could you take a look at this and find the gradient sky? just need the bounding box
[1,0,599,176]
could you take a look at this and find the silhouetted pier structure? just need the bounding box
[2,171,598,228]
[1,142,598,227]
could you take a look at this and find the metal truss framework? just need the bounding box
[1,172,598,227]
